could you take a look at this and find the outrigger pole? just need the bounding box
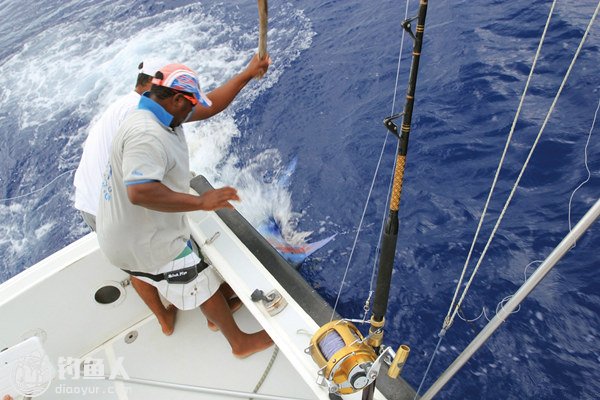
[363,1,429,399]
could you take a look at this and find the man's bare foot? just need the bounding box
[208,297,243,332]
[232,330,274,359]
[160,305,177,336]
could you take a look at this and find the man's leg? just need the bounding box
[130,276,177,336]
[219,282,236,299]
[207,283,243,331]
[200,290,273,358]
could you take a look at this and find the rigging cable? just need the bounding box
[330,0,412,321]
[415,2,600,397]
[457,260,542,323]
[445,0,599,332]
[414,0,554,395]
[442,0,558,333]
[415,0,556,390]
[457,87,599,323]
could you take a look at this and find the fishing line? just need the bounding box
[451,84,599,325]
[413,333,444,399]
[330,0,412,321]
[0,169,75,203]
[457,260,542,323]
[416,0,559,395]
[443,0,559,332]
[417,3,599,394]
[453,92,597,323]
[568,93,599,244]
[457,307,486,323]
[446,0,599,330]
[329,121,390,321]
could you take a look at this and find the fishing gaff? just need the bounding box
[257,0,268,78]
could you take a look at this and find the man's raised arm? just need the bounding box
[189,53,271,121]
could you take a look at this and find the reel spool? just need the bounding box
[308,320,378,394]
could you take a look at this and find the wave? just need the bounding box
[0,1,317,279]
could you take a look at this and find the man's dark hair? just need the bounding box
[136,73,153,88]
[150,84,178,100]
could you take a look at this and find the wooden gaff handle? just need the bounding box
[257,0,268,78]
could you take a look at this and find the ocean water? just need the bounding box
[0,1,598,399]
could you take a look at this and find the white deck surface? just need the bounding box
[41,307,316,399]
[0,209,388,400]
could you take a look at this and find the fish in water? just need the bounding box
[258,217,336,266]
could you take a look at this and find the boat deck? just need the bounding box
[0,177,416,399]
[47,306,316,400]
[0,231,327,400]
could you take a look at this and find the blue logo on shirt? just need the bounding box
[101,164,113,201]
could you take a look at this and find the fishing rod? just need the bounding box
[363,1,429,399]
[306,2,429,399]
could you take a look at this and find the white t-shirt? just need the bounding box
[74,91,141,215]
[97,105,191,271]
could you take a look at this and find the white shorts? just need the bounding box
[136,250,223,311]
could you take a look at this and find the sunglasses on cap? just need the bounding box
[174,90,199,107]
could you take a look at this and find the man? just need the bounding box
[74,54,270,229]
[97,63,273,358]
[74,60,164,230]
[75,54,270,336]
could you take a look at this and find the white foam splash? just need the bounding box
[0,2,316,270]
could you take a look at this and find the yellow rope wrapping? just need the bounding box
[390,155,406,211]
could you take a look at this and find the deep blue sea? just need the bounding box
[1,1,598,399]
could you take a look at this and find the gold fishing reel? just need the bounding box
[307,320,412,395]
[307,320,379,394]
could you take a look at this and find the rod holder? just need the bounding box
[387,344,410,379]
